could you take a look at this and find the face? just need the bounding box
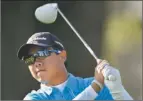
[24,46,67,83]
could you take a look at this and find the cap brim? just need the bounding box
[17,43,51,60]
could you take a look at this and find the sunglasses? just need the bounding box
[22,49,61,65]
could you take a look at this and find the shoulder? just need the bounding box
[76,76,94,85]
[70,73,94,88]
[23,89,47,100]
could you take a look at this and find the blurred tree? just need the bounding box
[101,12,142,100]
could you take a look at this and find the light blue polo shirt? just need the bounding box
[24,73,114,100]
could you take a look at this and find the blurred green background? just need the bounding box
[1,1,142,100]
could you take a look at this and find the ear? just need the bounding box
[59,50,67,61]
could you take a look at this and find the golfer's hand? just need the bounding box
[92,60,109,92]
[102,65,124,100]
[95,59,133,100]
[95,59,110,84]
[95,59,121,82]
[96,59,125,100]
[95,59,122,88]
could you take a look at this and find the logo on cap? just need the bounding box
[32,37,46,41]
[27,37,46,43]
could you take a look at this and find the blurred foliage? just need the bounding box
[102,12,142,66]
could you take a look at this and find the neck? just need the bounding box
[45,69,68,86]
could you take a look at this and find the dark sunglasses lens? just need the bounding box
[23,49,59,65]
[24,56,35,65]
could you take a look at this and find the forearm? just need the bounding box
[73,84,98,100]
[108,85,133,100]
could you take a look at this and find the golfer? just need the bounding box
[17,32,133,100]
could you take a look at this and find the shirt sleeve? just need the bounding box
[73,85,98,100]
[83,77,114,100]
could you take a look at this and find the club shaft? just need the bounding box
[57,8,100,63]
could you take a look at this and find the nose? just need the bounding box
[34,61,42,68]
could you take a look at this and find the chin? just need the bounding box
[36,77,41,82]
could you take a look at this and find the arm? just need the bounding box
[73,79,114,100]
[73,60,133,100]
[72,62,111,100]
[73,77,104,100]
[72,84,98,100]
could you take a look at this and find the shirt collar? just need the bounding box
[40,73,77,95]
[40,84,53,95]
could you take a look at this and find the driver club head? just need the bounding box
[35,3,58,24]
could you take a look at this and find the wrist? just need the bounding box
[92,79,103,89]
[91,79,103,93]
[91,82,101,93]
